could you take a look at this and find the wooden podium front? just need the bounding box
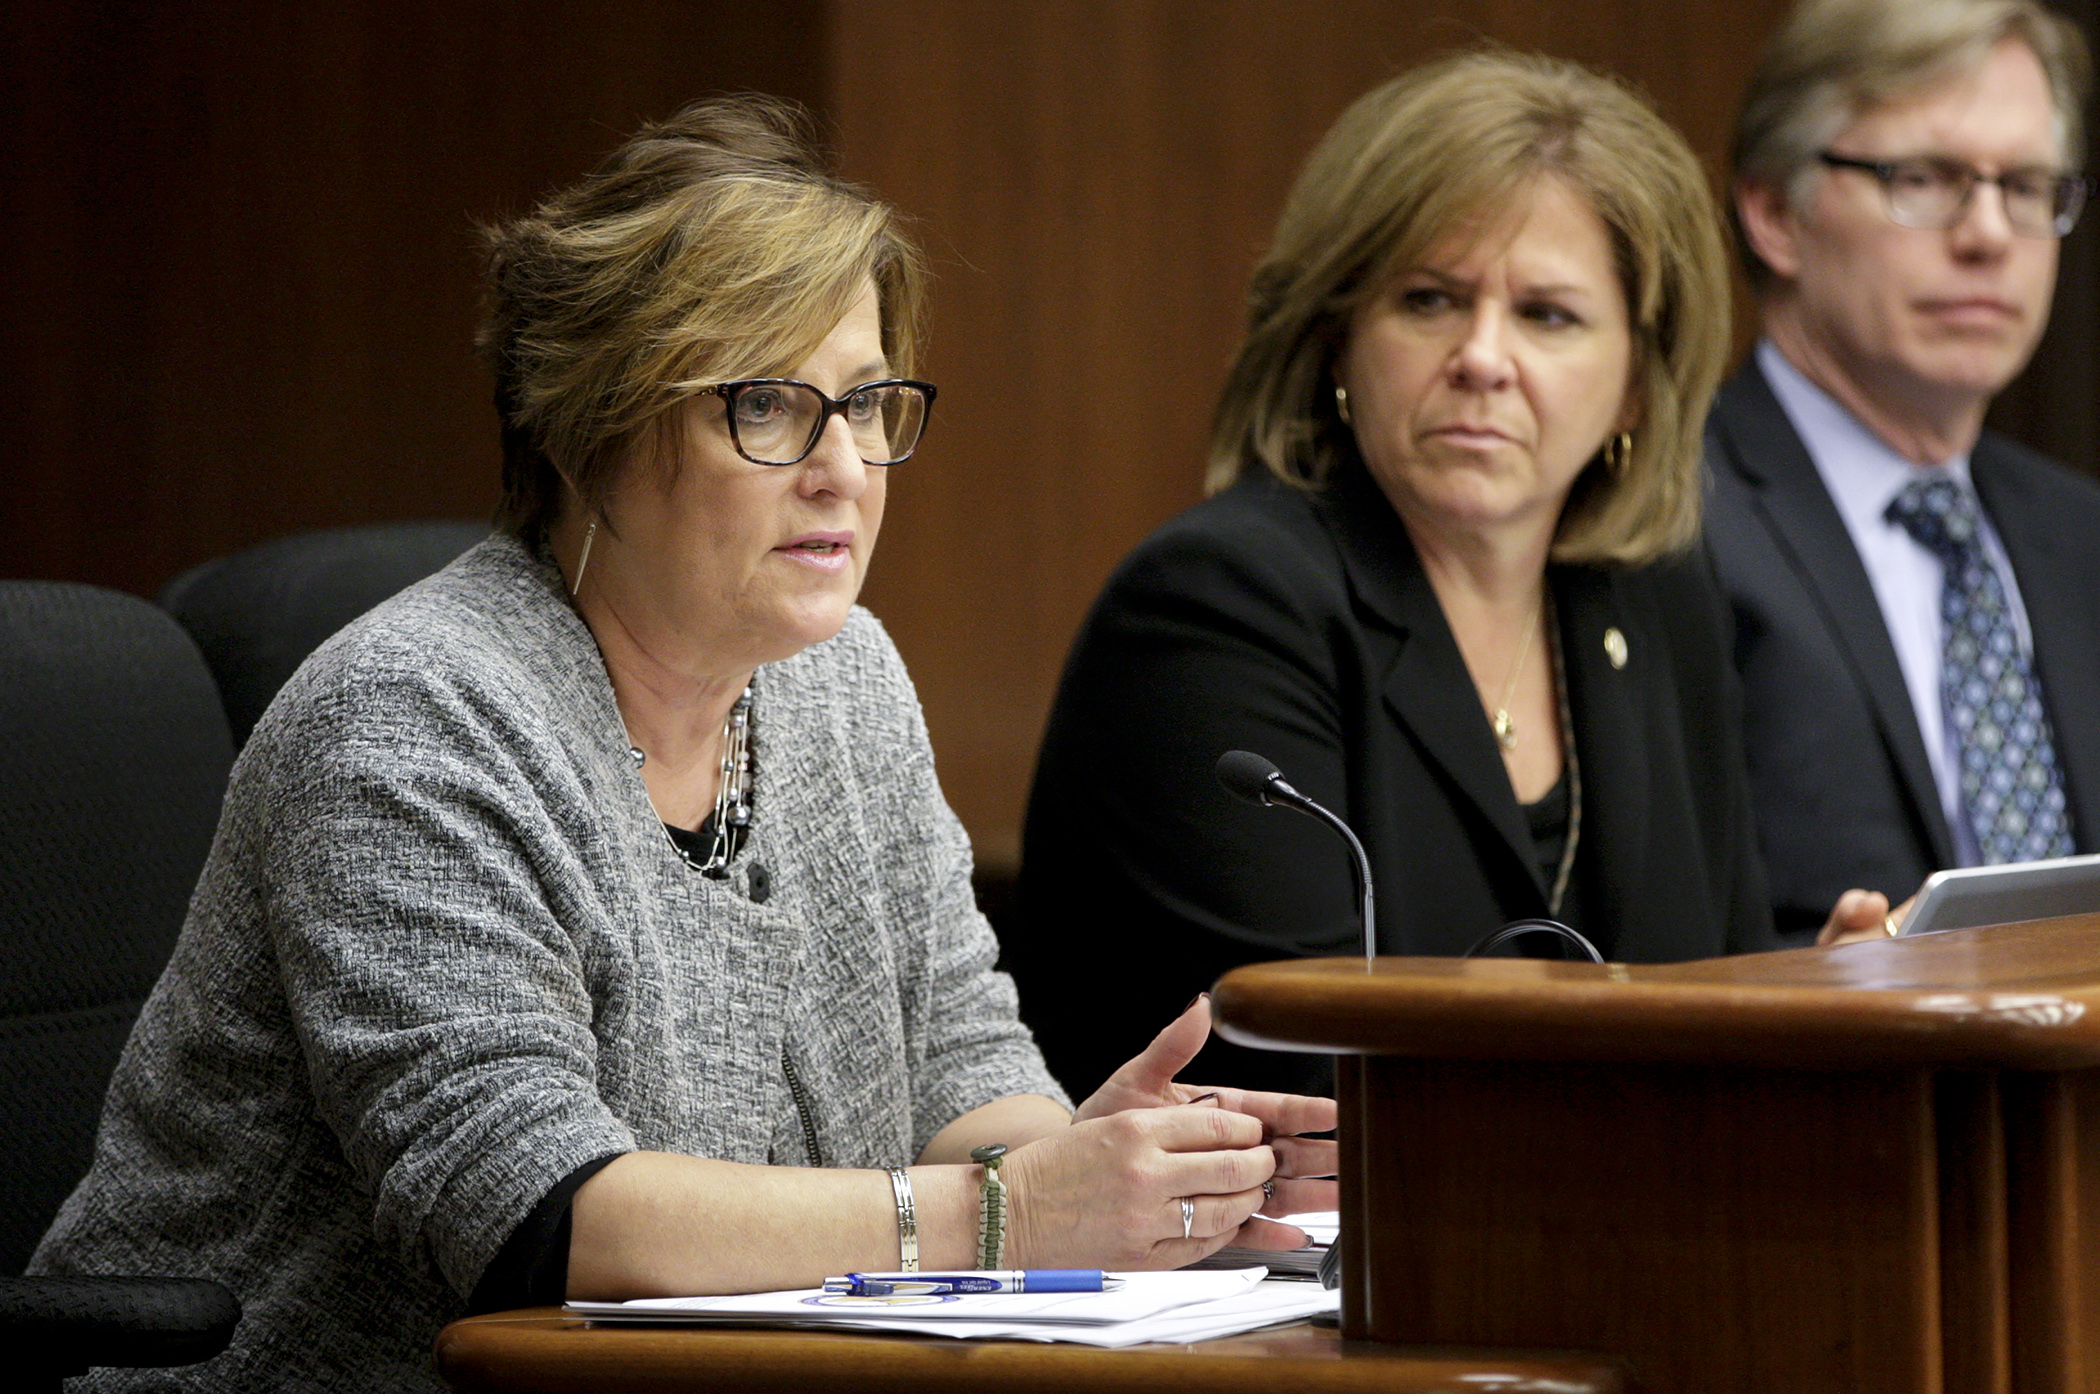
[1210,914,2100,1394]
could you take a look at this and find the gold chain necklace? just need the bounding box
[1490,605,1542,752]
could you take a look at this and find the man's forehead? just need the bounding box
[1838,38,2065,165]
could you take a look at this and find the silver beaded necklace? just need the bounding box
[637,684,755,878]
[700,685,755,876]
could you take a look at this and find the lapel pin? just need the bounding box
[1603,628,1628,669]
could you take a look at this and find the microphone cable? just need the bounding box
[1465,917,1604,964]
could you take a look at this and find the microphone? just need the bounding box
[1215,750,1377,966]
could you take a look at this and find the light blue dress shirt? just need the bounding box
[1756,340,2036,868]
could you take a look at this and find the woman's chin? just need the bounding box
[1402,486,1559,541]
[763,599,858,660]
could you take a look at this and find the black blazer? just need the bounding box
[1009,464,1776,1098]
[1704,359,2100,941]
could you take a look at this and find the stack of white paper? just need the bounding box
[565,1267,1338,1347]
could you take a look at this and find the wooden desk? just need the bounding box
[1211,914,2100,1394]
[435,1309,1628,1393]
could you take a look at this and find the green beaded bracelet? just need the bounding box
[971,1143,1008,1269]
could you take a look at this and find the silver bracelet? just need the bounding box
[887,1167,919,1272]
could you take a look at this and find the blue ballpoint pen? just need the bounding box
[823,1269,1119,1296]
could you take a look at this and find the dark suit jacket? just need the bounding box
[1704,359,2100,941]
[1009,463,1777,1098]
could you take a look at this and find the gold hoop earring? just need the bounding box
[1604,431,1633,475]
[1334,384,1352,425]
[570,518,597,598]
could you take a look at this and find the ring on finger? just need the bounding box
[1262,1179,1275,1203]
[1180,1197,1194,1241]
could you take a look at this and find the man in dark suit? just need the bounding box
[1708,0,2100,940]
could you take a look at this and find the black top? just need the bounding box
[1007,463,1776,1098]
[1520,773,1582,938]
[468,1153,621,1312]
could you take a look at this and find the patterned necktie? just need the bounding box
[1885,475,2074,864]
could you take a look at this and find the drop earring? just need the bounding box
[1334,384,1352,424]
[570,518,597,598]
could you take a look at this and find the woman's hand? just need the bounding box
[1054,997,1339,1250]
[999,1097,1278,1269]
[1817,888,1918,945]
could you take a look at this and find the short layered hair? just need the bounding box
[1208,50,1731,566]
[479,95,928,536]
[1733,0,2093,284]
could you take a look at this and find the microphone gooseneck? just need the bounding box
[1214,750,1377,966]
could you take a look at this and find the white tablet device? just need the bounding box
[1897,852,2100,936]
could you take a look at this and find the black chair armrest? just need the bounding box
[2,1275,239,1380]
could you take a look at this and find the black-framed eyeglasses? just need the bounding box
[703,378,937,466]
[1817,151,2092,237]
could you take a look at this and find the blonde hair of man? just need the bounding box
[479,94,929,538]
[1207,49,1732,567]
[1732,0,2093,285]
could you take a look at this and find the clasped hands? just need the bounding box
[998,996,1338,1269]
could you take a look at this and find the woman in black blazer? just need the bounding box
[1010,51,1892,1097]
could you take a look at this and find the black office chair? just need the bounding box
[0,581,241,1386]
[160,518,490,745]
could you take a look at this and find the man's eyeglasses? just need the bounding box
[704,378,938,467]
[1817,151,2092,238]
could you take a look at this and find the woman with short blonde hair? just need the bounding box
[33,96,1336,1391]
[480,95,930,537]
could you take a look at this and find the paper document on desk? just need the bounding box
[996,1279,1337,1347]
[566,1268,1336,1343]
[568,1267,1262,1326]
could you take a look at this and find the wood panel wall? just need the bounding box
[0,0,824,586]
[6,0,2093,867]
[1991,0,2100,464]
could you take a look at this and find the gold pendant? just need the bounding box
[1493,708,1516,751]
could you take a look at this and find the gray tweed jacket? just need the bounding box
[32,533,1063,1391]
